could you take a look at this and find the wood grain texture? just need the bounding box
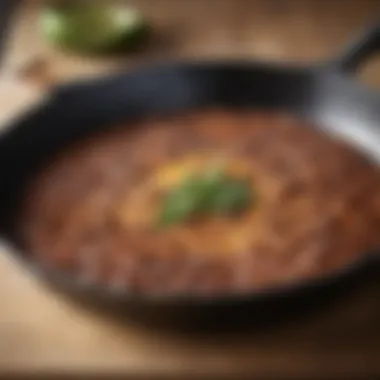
[0,0,380,377]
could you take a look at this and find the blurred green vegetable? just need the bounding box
[157,166,253,228]
[40,2,151,55]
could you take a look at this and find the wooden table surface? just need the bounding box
[0,0,380,378]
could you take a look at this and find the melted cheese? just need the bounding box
[117,154,265,257]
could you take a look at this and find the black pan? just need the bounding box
[0,23,379,328]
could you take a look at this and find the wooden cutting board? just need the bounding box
[0,1,380,377]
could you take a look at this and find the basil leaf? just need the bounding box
[157,175,205,226]
[156,165,253,228]
[210,180,252,214]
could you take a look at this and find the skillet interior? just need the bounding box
[0,62,379,324]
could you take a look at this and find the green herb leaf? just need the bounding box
[41,2,150,55]
[157,175,205,227]
[210,180,252,214]
[156,165,254,228]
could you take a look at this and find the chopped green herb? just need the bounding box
[156,165,254,227]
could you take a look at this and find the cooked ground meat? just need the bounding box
[18,109,380,295]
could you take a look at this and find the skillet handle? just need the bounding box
[331,22,380,73]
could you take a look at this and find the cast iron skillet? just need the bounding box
[0,23,380,328]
